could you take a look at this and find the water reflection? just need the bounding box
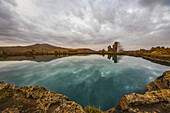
[0,54,170,67]
[108,55,118,63]
[0,54,74,62]
[0,54,121,63]
[0,55,169,111]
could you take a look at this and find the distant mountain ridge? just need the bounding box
[0,43,95,56]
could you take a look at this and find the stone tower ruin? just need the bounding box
[112,42,118,52]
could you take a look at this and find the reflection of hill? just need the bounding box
[0,54,91,62]
[0,55,66,62]
[0,54,122,63]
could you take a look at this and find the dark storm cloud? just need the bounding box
[138,0,170,6]
[0,0,170,49]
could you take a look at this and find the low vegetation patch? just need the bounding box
[84,106,102,113]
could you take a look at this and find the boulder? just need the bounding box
[148,70,170,91]
[106,89,170,113]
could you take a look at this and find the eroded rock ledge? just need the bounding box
[0,82,85,113]
[106,70,170,113]
[0,70,170,113]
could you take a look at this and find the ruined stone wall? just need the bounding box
[112,42,118,52]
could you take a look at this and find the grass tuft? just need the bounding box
[84,106,102,113]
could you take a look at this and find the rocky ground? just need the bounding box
[0,70,170,113]
[0,82,85,113]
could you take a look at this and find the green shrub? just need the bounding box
[2,51,7,56]
[84,106,102,113]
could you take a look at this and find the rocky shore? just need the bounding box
[0,70,170,113]
[106,70,170,113]
[123,46,170,66]
[0,82,85,113]
[97,44,170,66]
[142,55,170,66]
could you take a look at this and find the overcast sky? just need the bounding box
[0,0,170,50]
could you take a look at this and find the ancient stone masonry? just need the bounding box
[107,42,119,53]
[108,45,112,52]
[112,42,118,52]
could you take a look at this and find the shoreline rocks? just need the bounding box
[0,82,84,113]
[105,70,170,113]
[106,89,170,113]
[148,70,170,91]
[122,46,170,66]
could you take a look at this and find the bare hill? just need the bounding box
[0,44,95,56]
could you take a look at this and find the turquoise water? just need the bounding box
[0,55,169,111]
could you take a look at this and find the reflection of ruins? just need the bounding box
[107,55,118,63]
